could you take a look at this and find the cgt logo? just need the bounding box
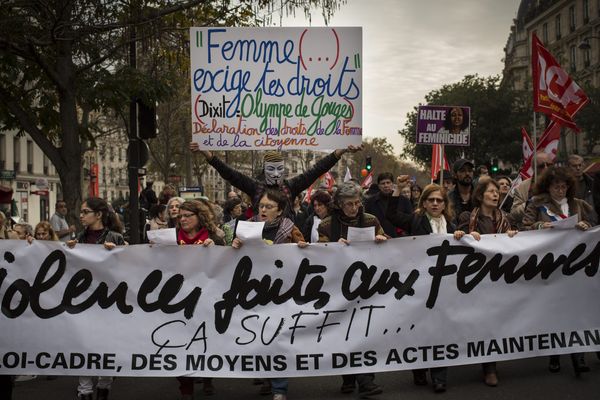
[536,53,587,114]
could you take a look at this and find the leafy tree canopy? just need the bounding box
[398,75,531,171]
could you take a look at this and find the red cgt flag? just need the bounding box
[520,122,561,179]
[532,33,588,131]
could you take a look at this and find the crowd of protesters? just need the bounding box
[1,145,599,400]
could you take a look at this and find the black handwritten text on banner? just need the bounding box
[0,228,599,377]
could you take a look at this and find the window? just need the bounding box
[109,146,114,161]
[102,166,106,183]
[570,45,577,72]
[118,148,122,162]
[543,23,548,42]
[569,6,576,32]
[584,47,591,67]
[584,0,590,23]
[27,140,33,173]
[13,137,20,172]
[43,155,49,175]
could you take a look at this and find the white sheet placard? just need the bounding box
[147,228,177,244]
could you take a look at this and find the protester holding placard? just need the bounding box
[189,144,360,222]
[521,166,596,375]
[522,167,595,232]
[232,189,307,400]
[317,181,385,396]
[66,197,125,400]
[174,200,224,399]
[385,181,466,393]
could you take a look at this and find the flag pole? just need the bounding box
[533,111,537,184]
[439,145,445,186]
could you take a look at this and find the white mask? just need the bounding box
[264,161,285,186]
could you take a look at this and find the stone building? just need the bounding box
[503,0,600,156]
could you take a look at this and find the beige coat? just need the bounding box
[522,193,596,230]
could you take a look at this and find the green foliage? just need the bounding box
[398,75,531,171]
[347,137,428,186]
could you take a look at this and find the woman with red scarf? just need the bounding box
[175,200,224,399]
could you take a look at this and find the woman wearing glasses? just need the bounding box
[66,197,125,400]
[521,166,594,377]
[386,180,464,393]
[232,190,306,400]
[317,181,385,397]
[175,200,224,399]
[457,177,518,387]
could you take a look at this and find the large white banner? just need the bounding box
[1,228,599,377]
[189,27,362,150]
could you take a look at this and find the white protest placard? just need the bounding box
[147,228,177,245]
[1,228,599,378]
[190,27,362,150]
[347,226,375,242]
[235,220,265,243]
[550,215,578,230]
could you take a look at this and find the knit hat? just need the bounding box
[263,152,284,163]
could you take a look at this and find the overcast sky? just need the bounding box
[281,0,522,155]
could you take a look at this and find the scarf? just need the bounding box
[252,215,295,244]
[468,207,511,234]
[178,227,209,245]
[427,214,447,234]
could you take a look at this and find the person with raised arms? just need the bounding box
[189,142,361,224]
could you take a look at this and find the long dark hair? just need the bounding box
[84,197,123,233]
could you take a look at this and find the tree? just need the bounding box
[398,75,531,171]
[348,137,428,185]
[0,0,344,225]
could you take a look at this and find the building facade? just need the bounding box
[0,131,60,225]
[504,0,600,156]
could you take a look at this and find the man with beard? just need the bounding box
[189,143,360,222]
[449,159,475,222]
[364,172,412,237]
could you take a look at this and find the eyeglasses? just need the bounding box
[80,209,95,215]
[178,213,196,219]
[258,203,276,210]
[484,189,500,195]
[426,198,444,204]
[342,200,362,208]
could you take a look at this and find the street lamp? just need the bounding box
[577,35,600,50]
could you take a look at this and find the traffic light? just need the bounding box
[365,156,372,172]
[491,158,499,173]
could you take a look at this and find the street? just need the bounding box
[11,354,600,400]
